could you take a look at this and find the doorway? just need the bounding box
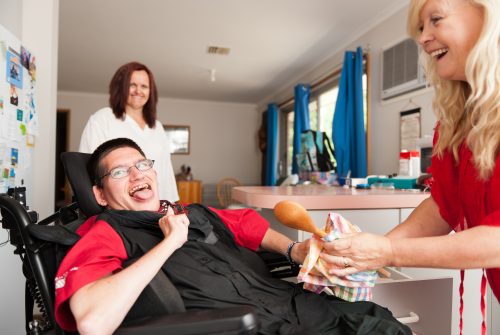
[55,109,70,210]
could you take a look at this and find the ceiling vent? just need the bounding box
[381,38,426,100]
[207,46,231,55]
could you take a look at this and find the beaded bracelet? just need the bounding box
[285,241,300,265]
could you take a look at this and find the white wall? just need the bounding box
[0,4,25,334]
[260,5,436,176]
[57,91,261,185]
[22,0,59,218]
[0,1,22,34]
[363,7,436,175]
[159,98,261,184]
[0,0,59,333]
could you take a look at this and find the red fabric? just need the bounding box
[54,217,127,331]
[54,206,269,331]
[209,207,269,251]
[430,128,500,303]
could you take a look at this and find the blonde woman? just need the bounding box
[322,0,500,309]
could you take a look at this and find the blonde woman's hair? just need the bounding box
[408,0,500,180]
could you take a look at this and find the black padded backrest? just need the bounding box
[61,152,103,217]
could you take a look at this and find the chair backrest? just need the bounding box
[216,178,241,208]
[60,152,103,217]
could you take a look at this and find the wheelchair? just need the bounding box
[0,152,298,334]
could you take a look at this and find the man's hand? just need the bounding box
[291,239,310,264]
[158,214,189,250]
[320,232,394,276]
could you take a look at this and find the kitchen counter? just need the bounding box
[232,185,429,240]
[233,185,429,210]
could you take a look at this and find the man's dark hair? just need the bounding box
[109,61,158,128]
[88,138,146,187]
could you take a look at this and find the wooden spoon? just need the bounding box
[273,200,327,238]
[273,200,391,278]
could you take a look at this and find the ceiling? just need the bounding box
[58,0,408,104]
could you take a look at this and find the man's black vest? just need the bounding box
[99,204,410,335]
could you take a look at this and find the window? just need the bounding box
[280,65,368,177]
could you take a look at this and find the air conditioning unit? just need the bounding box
[381,38,426,100]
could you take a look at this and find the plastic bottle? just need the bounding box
[409,150,421,177]
[399,150,410,176]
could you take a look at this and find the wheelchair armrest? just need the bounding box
[115,306,258,335]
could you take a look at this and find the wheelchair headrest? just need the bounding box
[61,152,103,217]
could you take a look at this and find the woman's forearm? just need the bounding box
[387,196,451,239]
[391,225,500,269]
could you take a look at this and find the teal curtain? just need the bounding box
[265,103,279,185]
[332,47,367,178]
[292,84,311,174]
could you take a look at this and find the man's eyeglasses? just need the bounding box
[100,159,155,180]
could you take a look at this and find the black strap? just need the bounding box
[122,258,185,322]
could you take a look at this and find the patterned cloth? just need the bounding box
[297,213,378,302]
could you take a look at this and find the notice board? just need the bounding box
[0,23,38,194]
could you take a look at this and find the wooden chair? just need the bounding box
[216,177,242,208]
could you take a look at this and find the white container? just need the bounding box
[409,151,421,177]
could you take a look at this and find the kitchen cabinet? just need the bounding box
[399,208,498,335]
[373,268,453,335]
[488,290,500,335]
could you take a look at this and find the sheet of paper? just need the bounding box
[400,108,421,151]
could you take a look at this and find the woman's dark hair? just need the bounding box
[88,138,146,187]
[109,61,158,128]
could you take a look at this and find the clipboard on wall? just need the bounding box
[400,108,421,151]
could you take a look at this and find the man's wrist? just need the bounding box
[285,241,300,265]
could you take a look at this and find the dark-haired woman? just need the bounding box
[79,61,178,201]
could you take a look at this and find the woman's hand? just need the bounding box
[320,232,394,276]
[158,213,189,250]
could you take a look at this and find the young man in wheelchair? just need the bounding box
[55,138,410,335]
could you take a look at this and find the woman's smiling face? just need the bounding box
[418,0,483,81]
[126,70,150,111]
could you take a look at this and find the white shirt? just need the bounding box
[79,107,179,202]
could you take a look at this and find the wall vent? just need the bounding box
[207,46,231,55]
[381,38,426,100]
